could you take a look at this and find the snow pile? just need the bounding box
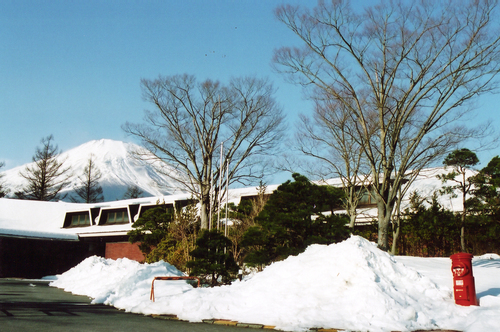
[50,256,186,306]
[50,236,500,332]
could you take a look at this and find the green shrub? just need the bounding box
[399,192,461,256]
[128,202,199,268]
[242,173,349,267]
[128,204,174,256]
[187,230,239,286]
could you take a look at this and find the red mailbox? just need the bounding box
[450,253,478,306]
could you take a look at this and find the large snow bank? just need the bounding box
[50,236,500,332]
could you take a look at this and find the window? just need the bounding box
[359,189,371,205]
[357,187,377,206]
[105,210,129,224]
[70,214,90,227]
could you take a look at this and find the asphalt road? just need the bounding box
[0,279,246,332]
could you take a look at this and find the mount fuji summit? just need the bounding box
[1,139,185,202]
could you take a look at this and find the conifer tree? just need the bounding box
[438,148,479,252]
[122,185,144,199]
[242,173,349,267]
[187,229,239,286]
[70,154,104,203]
[470,156,500,216]
[128,204,174,256]
[0,162,9,198]
[17,135,72,201]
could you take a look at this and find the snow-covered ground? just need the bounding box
[48,236,500,332]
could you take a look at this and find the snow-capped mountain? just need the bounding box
[1,139,186,201]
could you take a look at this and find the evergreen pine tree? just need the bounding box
[0,162,9,198]
[17,135,72,201]
[122,185,144,199]
[242,173,349,267]
[401,191,461,256]
[469,156,500,215]
[437,148,479,251]
[70,154,104,203]
[466,156,500,253]
[128,204,174,256]
[187,229,239,286]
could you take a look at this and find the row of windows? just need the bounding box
[66,210,129,228]
[64,200,195,229]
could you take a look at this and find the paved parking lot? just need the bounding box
[0,279,245,332]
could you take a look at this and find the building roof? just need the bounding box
[0,167,470,241]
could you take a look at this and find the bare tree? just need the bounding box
[123,75,285,229]
[273,0,500,251]
[17,135,72,201]
[70,154,104,203]
[296,91,373,228]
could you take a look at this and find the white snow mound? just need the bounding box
[50,256,186,307]
[50,236,477,332]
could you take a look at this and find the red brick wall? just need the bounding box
[105,242,145,262]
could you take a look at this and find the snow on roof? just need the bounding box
[0,193,200,240]
[0,227,78,241]
[0,198,80,240]
[324,167,471,216]
[0,167,473,240]
[401,167,475,212]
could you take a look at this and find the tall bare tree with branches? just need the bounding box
[123,75,285,229]
[296,91,373,228]
[274,0,500,250]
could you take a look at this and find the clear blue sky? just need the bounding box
[0,1,314,180]
[1,0,499,184]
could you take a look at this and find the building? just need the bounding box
[0,167,462,278]
[0,185,279,278]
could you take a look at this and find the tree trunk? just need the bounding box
[391,189,403,255]
[461,224,465,252]
[348,205,357,230]
[391,220,400,256]
[461,177,466,252]
[200,184,211,230]
[377,200,394,252]
[200,201,209,230]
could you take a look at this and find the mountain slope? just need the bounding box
[1,139,186,201]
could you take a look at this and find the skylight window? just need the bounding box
[105,211,129,224]
[70,214,90,227]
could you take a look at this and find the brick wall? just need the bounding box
[105,242,145,262]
